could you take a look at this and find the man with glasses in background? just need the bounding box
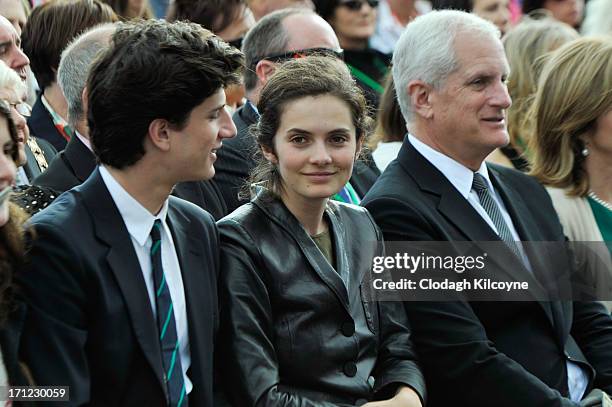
[214,7,379,214]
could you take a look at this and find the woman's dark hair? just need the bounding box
[370,74,406,149]
[87,19,244,169]
[431,0,473,11]
[100,0,153,19]
[312,0,340,20]
[244,56,371,199]
[0,101,27,327]
[167,0,245,34]
[21,0,117,90]
[522,0,546,15]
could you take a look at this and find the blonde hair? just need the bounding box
[503,17,578,151]
[529,37,612,196]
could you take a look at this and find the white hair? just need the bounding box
[392,10,500,123]
[581,0,612,36]
[0,60,26,98]
[58,23,116,127]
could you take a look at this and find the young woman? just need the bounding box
[0,100,32,392]
[217,56,425,406]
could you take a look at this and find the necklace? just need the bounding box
[588,191,612,212]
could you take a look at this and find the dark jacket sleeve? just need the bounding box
[364,196,580,407]
[571,301,612,395]
[372,300,426,403]
[16,222,91,406]
[218,220,347,407]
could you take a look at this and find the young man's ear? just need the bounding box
[147,119,172,151]
[407,80,434,120]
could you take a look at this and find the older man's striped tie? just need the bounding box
[471,173,523,262]
[150,220,187,407]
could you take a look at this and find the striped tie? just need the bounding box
[471,173,523,261]
[150,220,187,407]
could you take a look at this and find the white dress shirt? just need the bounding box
[408,134,588,402]
[99,165,192,395]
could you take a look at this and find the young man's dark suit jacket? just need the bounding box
[361,139,612,407]
[28,95,68,151]
[215,100,381,215]
[32,135,229,219]
[18,168,220,406]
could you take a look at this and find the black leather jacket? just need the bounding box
[217,191,426,406]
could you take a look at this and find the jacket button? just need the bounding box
[341,321,355,337]
[343,361,357,377]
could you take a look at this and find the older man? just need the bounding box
[19,20,242,406]
[214,7,379,214]
[33,23,115,194]
[362,10,612,407]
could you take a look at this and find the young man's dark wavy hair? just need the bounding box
[86,19,244,169]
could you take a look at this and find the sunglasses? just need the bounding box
[251,47,344,69]
[338,0,379,10]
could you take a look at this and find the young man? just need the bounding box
[18,19,243,407]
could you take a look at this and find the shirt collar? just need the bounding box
[408,133,492,198]
[99,165,169,247]
[74,130,92,152]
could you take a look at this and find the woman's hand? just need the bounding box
[362,386,422,407]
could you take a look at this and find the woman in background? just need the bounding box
[432,0,510,35]
[487,16,578,170]
[529,37,612,301]
[370,74,405,172]
[0,100,32,390]
[218,56,424,406]
[521,0,583,28]
[312,0,390,110]
[101,0,152,19]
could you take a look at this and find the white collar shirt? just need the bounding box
[99,165,192,395]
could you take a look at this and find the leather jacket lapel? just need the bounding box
[254,193,351,312]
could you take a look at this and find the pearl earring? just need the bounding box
[581,147,589,157]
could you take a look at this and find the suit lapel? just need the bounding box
[254,195,351,313]
[488,166,565,337]
[399,142,554,321]
[64,136,97,182]
[165,205,209,393]
[79,170,165,391]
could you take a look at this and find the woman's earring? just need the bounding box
[581,147,589,157]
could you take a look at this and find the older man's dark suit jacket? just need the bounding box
[21,137,57,183]
[215,101,381,215]
[361,139,612,407]
[28,95,68,151]
[32,135,95,193]
[18,169,220,406]
[32,135,229,219]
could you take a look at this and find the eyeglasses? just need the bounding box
[338,0,379,11]
[10,102,31,117]
[250,47,344,69]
